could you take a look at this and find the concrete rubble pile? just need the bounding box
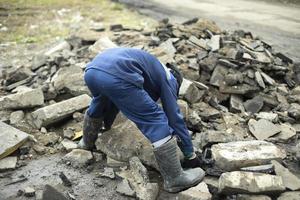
[0,17,300,199]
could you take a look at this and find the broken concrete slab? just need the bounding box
[0,121,29,159]
[0,156,17,171]
[51,65,89,96]
[277,191,300,200]
[42,184,68,200]
[96,120,158,170]
[243,96,264,114]
[270,123,296,142]
[178,182,212,200]
[248,119,281,140]
[116,179,135,197]
[236,194,271,200]
[0,88,44,110]
[62,149,93,168]
[271,160,300,191]
[219,171,285,194]
[255,112,278,123]
[31,94,91,128]
[179,78,204,104]
[211,140,286,171]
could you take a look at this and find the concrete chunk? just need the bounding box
[0,121,29,159]
[277,192,300,200]
[0,88,44,110]
[211,140,286,171]
[63,149,93,168]
[31,94,91,128]
[255,112,278,123]
[248,119,281,140]
[178,182,212,200]
[88,37,117,56]
[219,171,285,194]
[271,123,296,142]
[116,179,135,197]
[271,160,300,190]
[179,78,203,104]
[244,96,264,114]
[0,156,17,171]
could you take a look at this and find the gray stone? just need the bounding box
[5,77,32,91]
[255,72,265,88]
[255,112,278,123]
[209,65,228,87]
[32,54,48,70]
[99,167,115,179]
[63,149,93,167]
[236,194,271,200]
[178,182,212,200]
[63,128,75,139]
[288,103,300,120]
[220,84,260,95]
[44,40,71,56]
[0,88,44,110]
[219,171,285,194]
[51,65,89,96]
[271,160,300,190]
[277,192,300,200]
[0,156,17,171]
[116,179,135,197]
[177,99,189,119]
[88,37,117,56]
[248,119,281,140]
[95,120,158,170]
[24,186,35,197]
[244,96,264,114]
[9,110,25,125]
[194,102,221,121]
[211,140,286,171]
[207,35,220,52]
[277,85,289,95]
[270,123,296,142]
[230,95,244,113]
[31,94,91,128]
[189,35,209,50]
[260,72,275,85]
[37,133,59,146]
[0,121,29,159]
[42,184,68,200]
[106,156,127,167]
[3,65,34,85]
[61,139,77,152]
[179,78,203,104]
[293,123,300,133]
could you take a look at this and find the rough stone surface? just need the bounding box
[211,140,286,171]
[63,149,93,168]
[9,110,25,125]
[99,167,115,179]
[95,120,158,170]
[178,182,212,200]
[106,156,127,167]
[230,94,244,113]
[0,156,17,171]
[288,103,300,120]
[61,139,77,152]
[236,194,271,200]
[255,112,278,123]
[271,160,300,190]
[116,179,135,197]
[219,171,285,194]
[88,36,117,56]
[277,192,300,200]
[244,96,264,114]
[42,184,68,200]
[0,88,44,110]
[51,65,89,96]
[24,186,35,197]
[31,94,91,128]
[271,123,296,142]
[44,40,71,56]
[248,119,281,140]
[179,78,203,104]
[0,121,29,159]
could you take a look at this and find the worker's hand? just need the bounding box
[181,152,202,169]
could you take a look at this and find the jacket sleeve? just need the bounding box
[160,74,194,158]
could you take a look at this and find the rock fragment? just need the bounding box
[243,96,264,114]
[270,123,296,142]
[88,37,117,56]
[61,139,77,152]
[219,171,285,194]
[9,110,25,125]
[0,121,29,159]
[44,40,71,56]
[0,156,17,171]
[230,95,244,113]
[179,78,204,104]
[63,149,93,168]
[255,112,278,122]
[271,160,300,190]
[0,88,44,110]
[24,186,36,197]
[99,167,115,179]
[236,194,271,200]
[178,182,212,200]
[288,103,300,120]
[211,140,286,171]
[277,191,300,200]
[42,184,68,200]
[31,94,91,128]
[116,179,135,197]
[248,119,281,140]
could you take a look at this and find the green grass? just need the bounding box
[0,0,156,44]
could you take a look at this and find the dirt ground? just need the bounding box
[116,0,300,63]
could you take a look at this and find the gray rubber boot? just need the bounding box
[153,137,205,193]
[78,112,103,150]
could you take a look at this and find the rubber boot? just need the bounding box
[153,137,205,193]
[78,112,103,150]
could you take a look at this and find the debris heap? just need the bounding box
[1,18,300,199]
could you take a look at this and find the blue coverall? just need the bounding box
[84,48,193,157]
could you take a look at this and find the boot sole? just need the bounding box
[164,175,204,193]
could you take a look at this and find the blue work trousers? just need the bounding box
[84,69,172,143]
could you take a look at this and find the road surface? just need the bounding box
[117,0,300,62]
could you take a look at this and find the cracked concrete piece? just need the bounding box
[219,171,285,194]
[211,140,286,171]
[31,94,91,128]
[248,119,281,140]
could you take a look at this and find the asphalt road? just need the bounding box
[117,0,300,62]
